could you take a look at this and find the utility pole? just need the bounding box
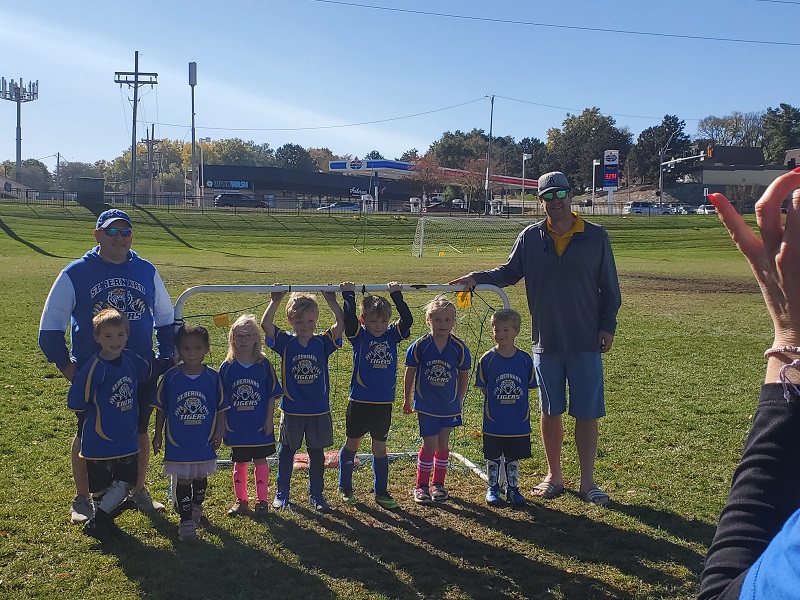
[484,94,495,215]
[115,51,157,202]
[1,77,39,185]
[189,62,198,200]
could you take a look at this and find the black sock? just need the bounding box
[192,478,208,507]
[176,483,192,522]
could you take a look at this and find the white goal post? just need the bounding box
[412,216,540,257]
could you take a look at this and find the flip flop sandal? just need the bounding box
[531,481,564,499]
[580,487,609,506]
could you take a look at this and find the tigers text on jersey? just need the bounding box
[67,351,152,460]
[219,359,283,446]
[153,366,229,463]
[405,333,471,417]
[475,347,536,437]
[347,322,410,404]
[269,328,341,415]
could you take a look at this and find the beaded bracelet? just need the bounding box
[765,347,800,400]
[764,346,800,358]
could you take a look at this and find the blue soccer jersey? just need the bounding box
[67,351,152,460]
[347,322,410,404]
[220,359,283,447]
[269,328,340,416]
[405,333,471,417]
[475,347,536,437]
[152,366,229,463]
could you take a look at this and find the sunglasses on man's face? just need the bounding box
[540,190,569,201]
[103,227,132,237]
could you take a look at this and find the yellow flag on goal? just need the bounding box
[456,291,471,309]
[213,313,231,327]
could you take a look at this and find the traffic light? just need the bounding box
[706,146,714,159]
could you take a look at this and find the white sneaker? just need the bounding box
[70,495,93,524]
[130,487,165,513]
[177,520,197,541]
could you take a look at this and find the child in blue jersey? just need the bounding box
[475,309,537,506]
[220,314,283,517]
[403,295,471,504]
[152,324,229,541]
[338,282,413,509]
[261,290,345,513]
[68,308,154,542]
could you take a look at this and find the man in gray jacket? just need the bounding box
[450,171,621,505]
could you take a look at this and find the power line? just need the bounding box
[137,97,487,132]
[495,95,703,122]
[311,0,800,47]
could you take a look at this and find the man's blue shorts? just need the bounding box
[533,351,605,420]
[418,413,463,438]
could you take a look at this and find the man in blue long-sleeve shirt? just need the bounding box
[450,171,621,506]
[39,209,174,523]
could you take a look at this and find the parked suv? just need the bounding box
[623,201,671,215]
[213,193,271,208]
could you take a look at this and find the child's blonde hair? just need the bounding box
[93,308,129,335]
[425,294,457,321]
[225,314,265,364]
[361,295,392,320]
[286,292,319,321]
[491,308,522,332]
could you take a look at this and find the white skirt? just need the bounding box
[162,459,218,480]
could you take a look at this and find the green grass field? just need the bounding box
[0,204,769,599]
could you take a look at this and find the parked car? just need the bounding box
[696,204,717,215]
[213,193,271,208]
[316,201,362,212]
[677,205,697,215]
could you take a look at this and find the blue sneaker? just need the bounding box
[310,495,332,514]
[272,491,290,511]
[506,486,527,506]
[485,485,503,506]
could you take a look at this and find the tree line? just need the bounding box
[3,103,799,195]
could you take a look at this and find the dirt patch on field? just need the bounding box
[621,272,759,294]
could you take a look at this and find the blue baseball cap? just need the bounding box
[96,209,132,230]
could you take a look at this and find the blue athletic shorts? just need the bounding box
[418,412,462,438]
[533,351,605,419]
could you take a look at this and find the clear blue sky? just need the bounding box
[2,0,798,174]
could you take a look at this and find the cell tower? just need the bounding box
[1,77,39,185]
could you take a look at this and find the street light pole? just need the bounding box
[592,159,601,208]
[521,153,532,215]
[198,137,211,205]
[484,95,495,215]
[658,129,678,207]
[189,62,197,200]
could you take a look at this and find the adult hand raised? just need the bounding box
[709,168,800,382]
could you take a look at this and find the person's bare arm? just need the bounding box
[260,291,286,342]
[323,291,345,341]
[403,367,416,414]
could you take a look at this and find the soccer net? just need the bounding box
[411,216,540,257]
[173,284,510,476]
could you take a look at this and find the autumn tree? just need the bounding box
[697,111,765,148]
[409,153,445,199]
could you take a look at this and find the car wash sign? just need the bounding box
[603,150,619,191]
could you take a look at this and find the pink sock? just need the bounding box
[232,462,249,501]
[433,449,450,485]
[416,448,434,488]
[254,463,270,502]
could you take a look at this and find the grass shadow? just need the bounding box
[0,215,64,257]
[94,510,335,600]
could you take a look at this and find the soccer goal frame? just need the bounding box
[172,283,510,482]
[412,216,540,257]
